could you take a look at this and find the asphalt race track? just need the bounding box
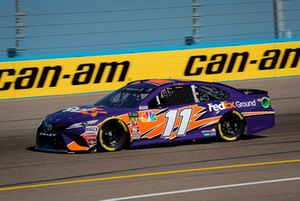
[0,76,299,201]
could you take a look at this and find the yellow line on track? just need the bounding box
[1,158,300,192]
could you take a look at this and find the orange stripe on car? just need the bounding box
[147,79,173,85]
[67,141,89,151]
[242,111,275,117]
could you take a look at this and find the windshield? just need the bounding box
[95,86,154,108]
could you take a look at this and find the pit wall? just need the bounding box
[0,39,299,99]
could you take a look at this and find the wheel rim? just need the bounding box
[221,115,242,137]
[102,126,122,148]
[99,121,128,151]
[218,111,245,141]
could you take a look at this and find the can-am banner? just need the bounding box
[0,40,299,99]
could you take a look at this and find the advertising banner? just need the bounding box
[0,40,299,99]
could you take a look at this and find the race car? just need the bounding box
[36,79,275,153]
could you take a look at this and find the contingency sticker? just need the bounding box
[128,112,141,140]
[84,126,98,147]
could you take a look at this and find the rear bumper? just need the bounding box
[243,111,275,134]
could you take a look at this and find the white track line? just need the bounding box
[101,176,300,201]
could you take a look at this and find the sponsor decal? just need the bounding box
[62,107,107,117]
[128,112,139,122]
[235,99,256,108]
[208,100,257,112]
[85,139,96,147]
[85,125,98,132]
[84,126,98,147]
[62,106,81,112]
[260,97,271,108]
[38,132,57,137]
[80,108,107,117]
[141,111,157,122]
[207,101,236,112]
[129,121,140,140]
[128,112,141,139]
[139,106,149,110]
[201,128,216,137]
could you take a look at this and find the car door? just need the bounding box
[137,84,198,141]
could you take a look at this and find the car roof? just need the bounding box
[127,79,212,88]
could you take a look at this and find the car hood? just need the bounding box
[44,105,128,126]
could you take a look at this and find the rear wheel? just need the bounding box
[217,110,245,141]
[98,120,129,152]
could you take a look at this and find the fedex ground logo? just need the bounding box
[207,100,256,112]
[207,101,236,112]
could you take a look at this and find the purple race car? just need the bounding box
[35,79,275,153]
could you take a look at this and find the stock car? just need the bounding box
[35,79,275,153]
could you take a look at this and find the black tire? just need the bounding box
[98,120,129,152]
[217,110,246,141]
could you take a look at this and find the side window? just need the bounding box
[148,85,195,108]
[194,85,229,102]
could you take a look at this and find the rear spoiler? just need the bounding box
[239,89,268,95]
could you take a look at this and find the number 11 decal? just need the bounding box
[162,108,192,139]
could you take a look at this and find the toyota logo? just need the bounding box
[46,124,52,131]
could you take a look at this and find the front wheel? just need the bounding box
[98,120,129,152]
[217,110,246,141]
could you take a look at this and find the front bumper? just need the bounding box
[36,122,96,153]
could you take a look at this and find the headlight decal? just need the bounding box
[66,120,98,130]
